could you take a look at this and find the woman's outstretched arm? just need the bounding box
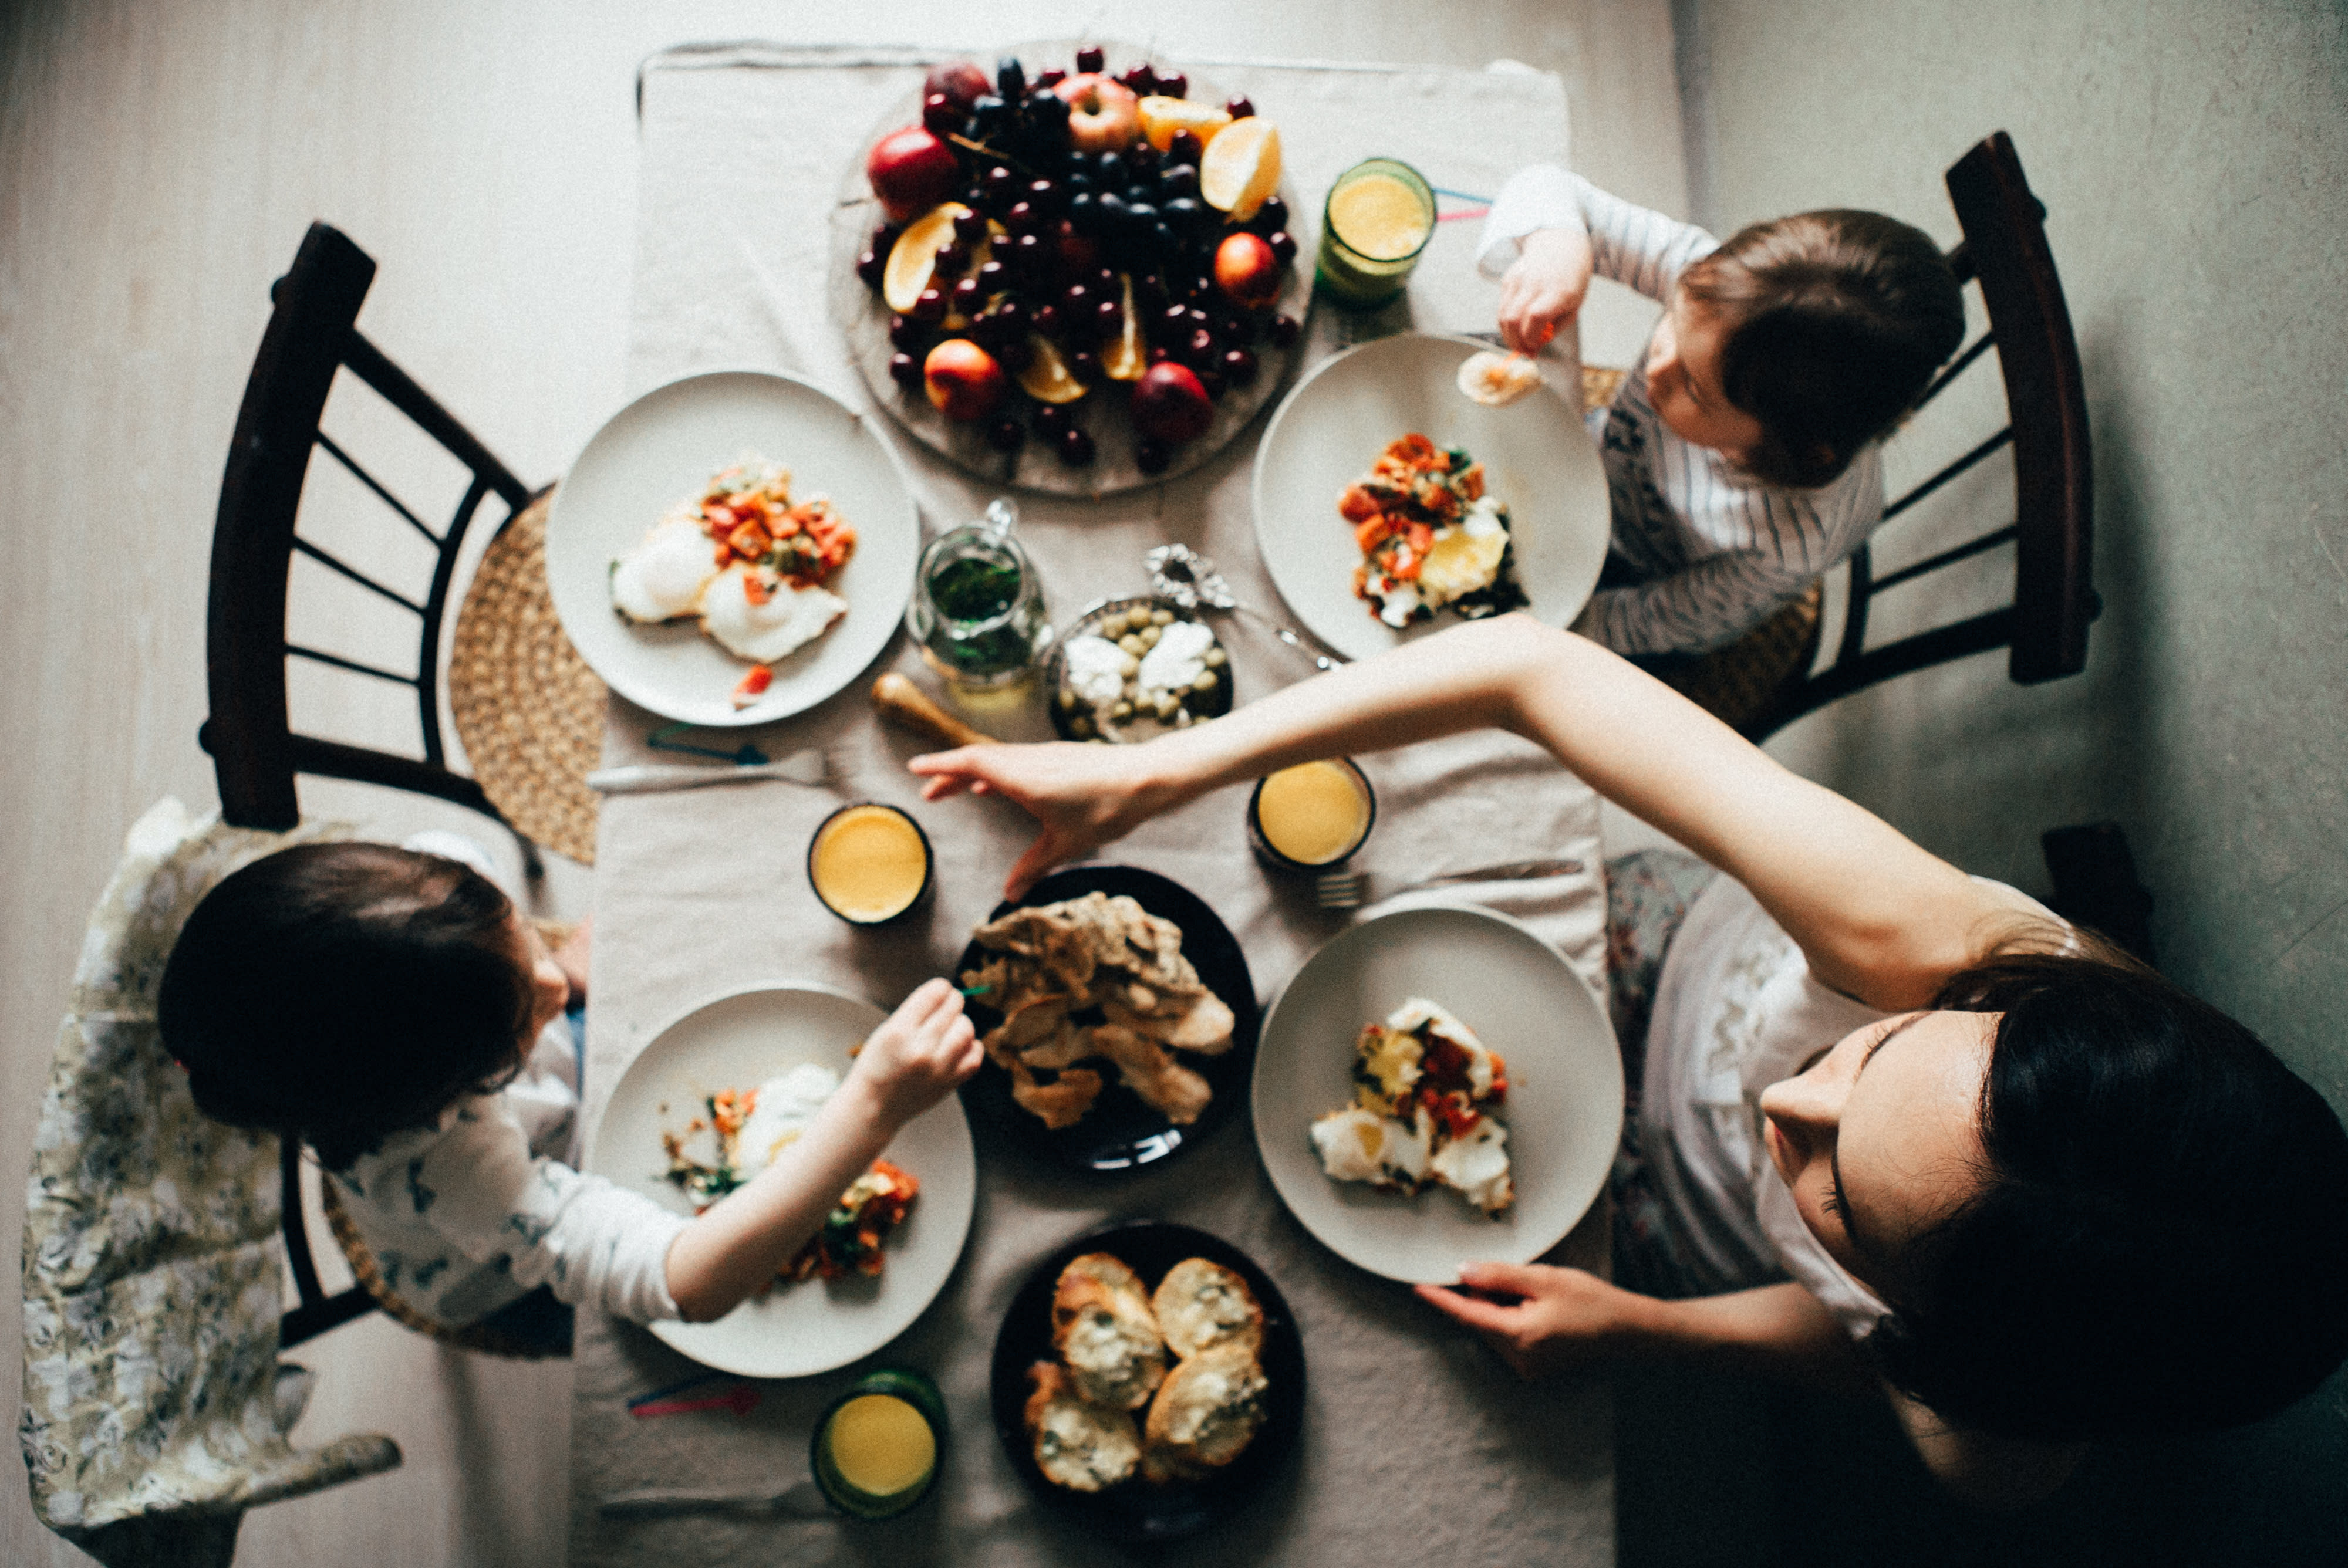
[911,614,2033,1009]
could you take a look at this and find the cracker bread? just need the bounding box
[1024,1362,1139,1492]
[1142,1344,1267,1469]
[1051,1255,1167,1410]
[1151,1258,1266,1361]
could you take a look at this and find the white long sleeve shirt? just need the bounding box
[325,833,686,1326]
[1477,167,1884,657]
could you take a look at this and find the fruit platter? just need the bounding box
[829,43,1314,498]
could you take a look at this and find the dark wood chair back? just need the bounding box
[202,221,532,832]
[1748,130,2095,739]
[203,221,537,1347]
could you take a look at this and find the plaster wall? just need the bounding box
[1682,1,2348,1559]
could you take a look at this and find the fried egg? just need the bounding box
[733,1062,838,1180]
[1416,499,1512,609]
[698,563,848,663]
[1387,996,1499,1095]
[609,516,721,623]
[1309,1104,1432,1189]
[1429,1116,1513,1215]
[1456,349,1544,407]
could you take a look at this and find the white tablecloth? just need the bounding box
[570,43,1615,1568]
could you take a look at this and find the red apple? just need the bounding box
[1129,361,1213,444]
[1213,231,1282,309]
[1054,73,1141,154]
[925,60,990,114]
[923,339,1006,421]
[867,127,959,224]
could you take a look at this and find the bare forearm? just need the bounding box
[662,1080,894,1322]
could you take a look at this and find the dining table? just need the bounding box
[568,41,1618,1567]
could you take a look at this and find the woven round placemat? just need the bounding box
[450,491,605,866]
[1581,364,1627,413]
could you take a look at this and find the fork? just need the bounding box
[584,749,830,793]
[1313,856,1586,912]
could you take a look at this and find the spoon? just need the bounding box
[1145,543,1344,673]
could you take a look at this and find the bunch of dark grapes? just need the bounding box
[855,50,1302,472]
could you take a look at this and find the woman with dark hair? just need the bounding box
[908,614,2348,1504]
[1480,168,1966,658]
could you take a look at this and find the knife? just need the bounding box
[586,751,830,793]
[596,1478,833,1521]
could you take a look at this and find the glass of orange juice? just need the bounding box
[1248,758,1377,871]
[1315,158,1436,308]
[807,803,935,925]
[812,1367,946,1519]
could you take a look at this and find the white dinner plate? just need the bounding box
[1251,333,1611,663]
[1251,904,1622,1285]
[586,982,976,1378]
[545,368,921,726]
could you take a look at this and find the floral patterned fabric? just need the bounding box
[19,799,401,1564]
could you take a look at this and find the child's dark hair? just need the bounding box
[1679,209,1965,489]
[1865,949,2348,1441]
[158,843,534,1170]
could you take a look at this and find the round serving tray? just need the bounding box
[828,40,1313,498]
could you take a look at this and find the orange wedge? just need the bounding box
[882,202,973,314]
[1199,118,1280,222]
[1101,275,1146,381]
[1138,96,1232,153]
[1018,336,1088,404]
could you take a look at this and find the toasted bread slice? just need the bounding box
[1142,1344,1267,1469]
[1052,1256,1166,1410]
[1024,1362,1139,1492]
[1151,1258,1265,1361]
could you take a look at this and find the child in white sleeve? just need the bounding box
[1479,167,1966,659]
[158,840,980,1335]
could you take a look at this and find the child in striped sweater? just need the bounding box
[1480,168,1964,659]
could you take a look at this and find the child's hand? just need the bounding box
[848,978,983,1128]
[1497,227,1594,354]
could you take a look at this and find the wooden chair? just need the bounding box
[1673,131,2096,741]
[200,221,542,1347]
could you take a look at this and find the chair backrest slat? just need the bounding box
[340,332,532,511]
[313,430,446,548]
[1868,523,2019,595]
[1881,426,2014,522]
[289,535,426,616]
[287,644,420,687]
[1908,330,1998,417]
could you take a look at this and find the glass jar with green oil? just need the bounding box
[905,499,1054,690]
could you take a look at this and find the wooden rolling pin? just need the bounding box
[871,672,998,749]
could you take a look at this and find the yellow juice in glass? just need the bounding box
[1250,758,1377,869]
[808,803,933,924]
[812,1369,946,1519]
[1317,158,1436,307]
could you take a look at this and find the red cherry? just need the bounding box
[889,352,922,387]
[889,314,925,350]
[922,93,957,134]
[986,416,1025,453]
[952,208,987,242]
[1066,349,1102,384]
[951,276,984,311]
[1135,438,1172,474]
[1220,347,1259,386]
[1075,45,1105,74]
[911,287,947,323]
[1167,129,1203,167]
[1147,345,1172,365]
[1058,427,1097,467]
[856,249,884,288]
[1116,63,1157,95]
[1267,231,1298,265]
[1035,67,1067,90]
[1033,303,1064,337]
[1156,71,1189,99]
[1225,95,1255,119]
[1267,312,1301,349]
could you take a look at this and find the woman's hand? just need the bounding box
[1415,1261,1643,1377]
[909,741,1169,897]
[1497,227,1595,354]
[845,978,982,1128]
